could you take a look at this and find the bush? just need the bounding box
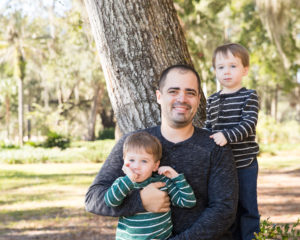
[43,131,70,150]
[0,140,115,164]
[98,127,115,140]
[255,218,300,240]
[0,141,19,149]
[257,113,300,145]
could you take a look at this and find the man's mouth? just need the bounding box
[172,103,191,112]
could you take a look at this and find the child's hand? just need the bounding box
[158,166,179,179]
[210,132,227,146]
[122,163,138,182]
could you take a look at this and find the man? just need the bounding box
[85,64,238,239]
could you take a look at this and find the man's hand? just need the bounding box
[140,182,170,213]
[210,132,227,146]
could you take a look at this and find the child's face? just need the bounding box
[214,51,249,93]
[124,148,160,183]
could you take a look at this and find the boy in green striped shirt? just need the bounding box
[104,131,196,240]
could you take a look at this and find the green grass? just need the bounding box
[258,143,300,171]
[0,163,106,238]
[0,139,115,164]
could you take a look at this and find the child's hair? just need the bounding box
[123,132,162,162]
[212,43,249,68]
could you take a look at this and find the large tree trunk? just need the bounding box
[83,0,206,135]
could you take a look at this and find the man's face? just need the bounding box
[156,69,200,128]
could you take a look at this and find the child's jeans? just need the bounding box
[232,158,260,240]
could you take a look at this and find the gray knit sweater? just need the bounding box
[85,126,238,240]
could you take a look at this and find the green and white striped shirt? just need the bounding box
[105,173,196,239]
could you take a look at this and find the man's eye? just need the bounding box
[168,90,177,94]
[187,91,196,96]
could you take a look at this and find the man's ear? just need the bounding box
[156,90,161,104]
[153,160,160,172]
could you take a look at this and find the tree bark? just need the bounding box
[83,0,206,135]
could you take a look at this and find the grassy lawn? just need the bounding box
[0,142,299,239]
[258,143,300,171]
[0,163,117,240]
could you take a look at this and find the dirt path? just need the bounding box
[258,168,300,224]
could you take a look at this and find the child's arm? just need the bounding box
[104,175,134,207]
[222,91,259,143]
[158,166,196,208]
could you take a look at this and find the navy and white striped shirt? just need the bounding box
[204,87,259,168]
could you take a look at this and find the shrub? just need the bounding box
[98,127,115,140]
[0,141,20,149]
[255,218,300,240]
[43,131,70,150]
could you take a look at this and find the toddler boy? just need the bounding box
[105,131,196,240]
[204,43,260,240]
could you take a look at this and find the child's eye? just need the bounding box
[141,160,148,163]
[231,65,236,68]
[129,159,135,162]
[217,66,224,70]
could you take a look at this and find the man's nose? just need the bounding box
[177,92,186,102]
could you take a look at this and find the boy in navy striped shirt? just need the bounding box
[105,131,196,239]
[204,43,260,240]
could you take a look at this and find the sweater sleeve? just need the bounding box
[164,174,196,208]
[168,145,238,240]
[104,175,134,207]
[85,135,145,217]
[222,91,259,143]
[203,97,212,131]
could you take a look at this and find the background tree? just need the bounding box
[83,0,206,135]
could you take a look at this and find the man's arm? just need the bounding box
[169,145,238,240]
[85,135,145,217]
[222,91,259,143]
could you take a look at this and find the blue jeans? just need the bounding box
[232,158,260,240]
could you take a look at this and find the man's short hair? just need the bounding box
[123,132,162,162]
[212,43,249,68]
[158,64,201,93]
